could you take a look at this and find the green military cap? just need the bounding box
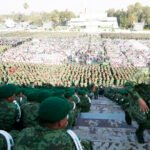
[39,97,72,123]
[117,89,128,95]
[0,84,17,99]
[52,89,65,97]
[124,81,135,88]
[124,81,136,92]
[27,91,40,102]
[78,90,86,96]
[38,91,53,103]
[64,90,74,99]
[15,86,23,95]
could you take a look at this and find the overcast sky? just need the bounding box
[0,0,150,14]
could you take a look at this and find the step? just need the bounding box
[90,105,123,113]
[76,117,134,129]
[91,99,116,105]
[92,141,150,150]
[79,112,125,121]
[74,126,150,143]
[74,127,150,143]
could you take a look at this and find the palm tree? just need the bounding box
[23,2,29,15]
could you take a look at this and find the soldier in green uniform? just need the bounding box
[14,97,93,150]
[0,84,20,131]
[105,81,150,143]
[21,90,40,128]
[125,83,150,143]
[124,81,149,143]
[64,90,80,127]
[78,90,91,112]
[15,86,27,106]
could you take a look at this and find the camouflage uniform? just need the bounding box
[15,95,28,107]
[64,91,80,127]
[21,102,40,128]
[78,90,91,112]
[14,96,93,150]
[110,82,150,143]
[0,133,7,150]
[0,100,17,131]
[14,125,92,150]
[126,83,150,143]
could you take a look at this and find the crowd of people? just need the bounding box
[0,84,93,150]
[0,62,139,87]
[0,36,149,67]
[0,38,31,47]
[0,34,149,149]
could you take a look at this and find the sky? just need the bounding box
[0,0,150,15]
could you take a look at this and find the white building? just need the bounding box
[42,22,53,30]
[133,22,144,31]
[4,19,16,28]
[68,12,118,32]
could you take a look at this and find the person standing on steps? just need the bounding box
[124,81,149,143]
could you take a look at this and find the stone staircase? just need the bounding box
[73,97,150,150]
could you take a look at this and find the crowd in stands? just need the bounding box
[0,38,31,47]
[0,36,149,67]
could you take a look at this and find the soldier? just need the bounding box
[105,82,150,143]
[0,84,20,131]
[64,90,80,127]
[15,86,27,106]
[98,85,105,97]
[78,90,91,112]
[91,84,98,99]
[124,81,149,143]
[14,97,93,150]
[21,90,40,128]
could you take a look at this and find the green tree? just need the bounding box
[59,10,75,25]
[115,10,128,28]
[13,13,26,22]
[128,13,137,28]
[107,9,116,17]
[106,2,149,29]
[50,10,60,27]
[141,6,150,25]
[41,12,51,22]
[28,13,43,26]
[23,2,29,11]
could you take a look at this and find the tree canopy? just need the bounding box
[0,9,76,27]
[107,2,150,29]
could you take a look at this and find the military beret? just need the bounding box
[124,81,136,92]
[39,97,72,123]
[117,89,128,95]
[64,91,74,99]
[27,91,39,102]
[0,84,17,99]
[15,86,22,95]
[52,89,65,97]
[78,90,86,96]
[124,81,135,88]
[38,91,53,103]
